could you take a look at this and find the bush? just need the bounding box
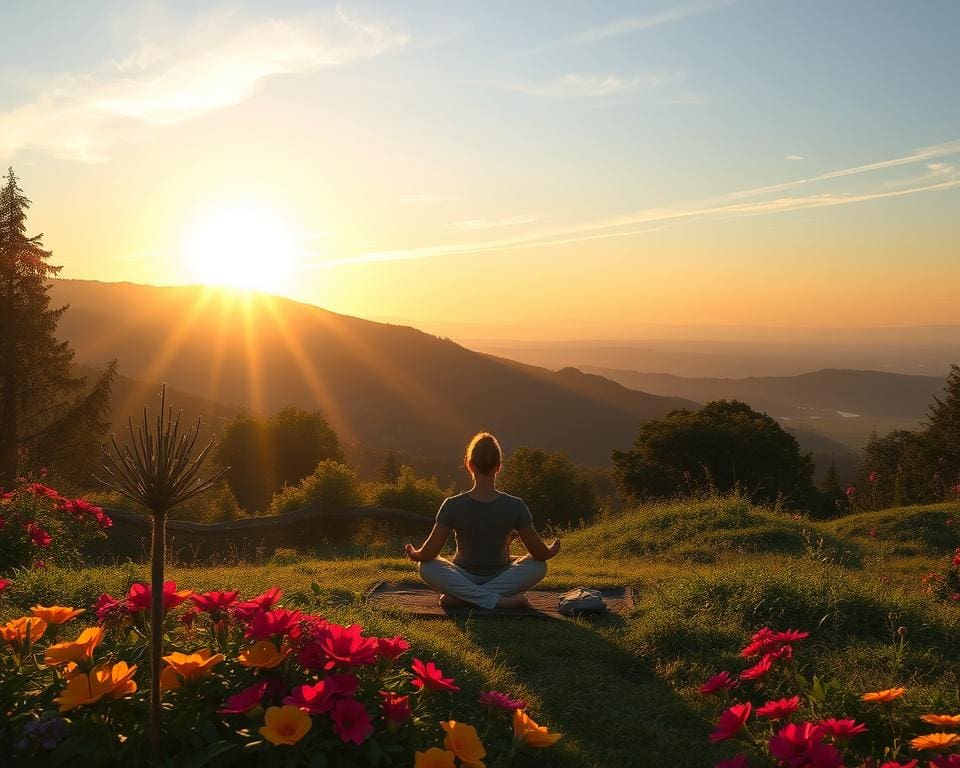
[86,481,245,523]
[267,460,363,516]
[499,447,598,528]
[363,466,452,515]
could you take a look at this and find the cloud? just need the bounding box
[785,155,804,161]
[307,138,960,268]
[450,214,541,231]
[0,7,407,161]
[505,72,676,99]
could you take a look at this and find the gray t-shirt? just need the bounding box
[436,492,534,577]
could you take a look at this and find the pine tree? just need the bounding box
[926,364,960,485]
[820,457,841,492]
[378,450,400,484]
[0,168,116,487]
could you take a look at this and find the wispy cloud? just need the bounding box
[785,154,804,161]
[449,214,541,231]
[505,72,676,99]
[0,7,407,161]
[307,139,960,268]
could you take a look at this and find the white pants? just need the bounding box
[417,556,547,610]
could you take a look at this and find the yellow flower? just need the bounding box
[921,714,960,728]
[162,649,224,683]
[861,687,906,703]
[441,721,486,768]
[30,605,85,625]
[910,732,960,751]
[239,640,290,669]
[414,748,457,768]
[45,626,104,667]
[259,705,312,746]
[512,709,562,748]
[54,661,138,712]
[0,616,47,648]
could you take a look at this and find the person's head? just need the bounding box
[464,432,502,478]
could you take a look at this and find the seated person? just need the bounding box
[404,432,560,609]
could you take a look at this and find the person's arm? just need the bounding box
[404,524,452,562]
[517,526,561,561]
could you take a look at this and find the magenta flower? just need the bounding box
[478,690,528,711]
[284,680,336,714]
[220,680,270,715]
[232,587,283,621]
[376,635,411,663]
[756,696,801,721]
[710,702,752,743]
[246,608,302,640]
[818,718,867,740]
[330,698,373,745]
[769,723,842,768]
[739,654,774,683]
[715,757,749,768]
[380,692,412,725]
[190,590,239,617]
[411,658,460,693]
[698,671,737,695]
[126,581,192,612]
[312,624,380,670]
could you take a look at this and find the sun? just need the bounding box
[182,203,298,292]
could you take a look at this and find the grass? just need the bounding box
[4,496,960,767]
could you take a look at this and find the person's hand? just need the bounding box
[404,543,420,562]
[547,539,561,558]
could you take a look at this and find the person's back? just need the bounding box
[436,491,533,578]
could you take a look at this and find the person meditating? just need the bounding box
[404,432,560,609]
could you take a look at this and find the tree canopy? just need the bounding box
[499,447,598,528]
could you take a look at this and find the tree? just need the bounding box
[925,363,960,486]
[820,458,841,493]
[499,447,598,528]
[0,168,115,487]
[216,407,343,511]
[612,400,815,507]
[378,450,400,483]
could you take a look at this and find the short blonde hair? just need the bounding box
[465,432,502,475]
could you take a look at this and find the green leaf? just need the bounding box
[185,740,239,767]
[810,675,827,703]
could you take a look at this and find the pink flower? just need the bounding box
[62,498,112,529]
[869,471,879,484]
[740,655,774,683]
[330,698,373,745]
[698,672,737,695]
[715,757,749,768]
[478,690,528,711]
[846,486,856,498]
[190,590,239,618]
[818,718,867,740]
[756,696,801,721]
[411,658,460,693]
[284,680,336,714]
[246,608,302,640]
[878,761,918,768]
[741,627,778,658]
[772,629,808,646]
[380,692,412,725]
[376,635,411,663]
[25,522,52,548]
[180,607,200,627]
[930,757,960,768]
[326,673,360,698]
[952,548,960,568]
[28,483,63,503]
[311,624,379,670]
[220,680,270,715]
[232,587,283,621]
[127,581,192,612]
[710,702,752,743]
[769,723,843,768]
[0,578,10,595]
[94,592,128,624]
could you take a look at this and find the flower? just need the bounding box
[232,587,283,621]
[284,680,336,714]
[54,661,137,712]
[259,705,311,746]
[846,486,856,497]
[94,593,128,624]
[62,499,111,529]
[127,581,192,613]
[45,626,104,667]
[756,696,801,720]
[478,690,528,711]
[189,590,239,617]
[0,578,10,594]
[769,723,842,768]
[772,628,809,645]
[910,733,960,751]
[879,761,918,768]
[311,623,379,669]
[921,714,960,728]
[381,692,412,725]
[25,522,52,548]
[710,702,752,743]
[442,720,487,767]
[162,649,225,683]
[220,680,271,715]
[716,757,750,768]
[512,710,561,748]
[739,655,774,683]
[31,605,85,625]
[0,616,47,648]
[377,635,411,662]
[741,627,778,658]
[411,658,460,692]
[818,718,868,740]
[246,608,302,640]
[330,698,374,745]
[327,673,360,697]
[239,640,290,669]
[930,757,960,768]
[699,671,737,695]
[862,687,906,703]
[869,471,880,484]
[414,748,457,768]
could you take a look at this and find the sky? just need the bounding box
[2,0,959,337]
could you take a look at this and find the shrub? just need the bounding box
[499,447,598,528]
[267,460,363,516]
[364,466,452,515]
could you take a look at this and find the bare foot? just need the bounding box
[439,594,469,609]
[495,593,531,610]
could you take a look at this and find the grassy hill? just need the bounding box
[5,496,960,766]
[50,279,693,466]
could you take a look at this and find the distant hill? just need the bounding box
[50,280,694,466]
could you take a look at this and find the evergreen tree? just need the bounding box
[378,450,400,484]
[926,363,960,485]
[820,458,841,492]
[0,168,115,487]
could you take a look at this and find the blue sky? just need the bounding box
[1,1,958,331]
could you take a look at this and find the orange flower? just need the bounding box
[414,748,457,768]
[162,649,224,684]
[160,665,182,692]
[0,616,47,648]
[239,640,290,669]
[910,732,960,751]
[45,626,104,667]
[259,705,312,746]
[921,714,960,728]
[441,721,486,768]
[54,661,138,711]
[30,605,85,625]
[512,709,562,748]
[861,687,906,703]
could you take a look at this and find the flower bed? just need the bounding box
[0,580,559,765]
